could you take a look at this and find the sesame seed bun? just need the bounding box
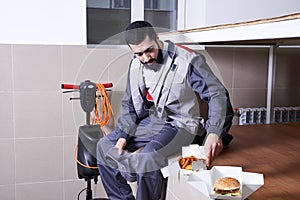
[214,177,241,195]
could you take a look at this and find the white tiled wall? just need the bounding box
[0,93,14,139]
[0,43,299,200]
[0,44,13,91]
[0,44,131,200]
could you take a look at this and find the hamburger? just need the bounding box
[214,177,241,196]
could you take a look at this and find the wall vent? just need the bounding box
[238,106,300,125]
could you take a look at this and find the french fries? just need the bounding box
[178,156,205,170]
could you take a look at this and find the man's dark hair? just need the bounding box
[125,21,157,46]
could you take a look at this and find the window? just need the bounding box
[144,0,177,31]
[86,0,178,45]
[87,0,131,45]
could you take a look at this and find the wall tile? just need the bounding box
[0,44,13,91]
[62,46,131,90]
[15,137,63,183]
[196,50,229,87]
[110,90,125,119]
[205,48,234,88]
[274,50,300,107]
[0,139,15,185]
[16,181,63,200]
[276,52,300,89]
[106,49,132,91]
[0,185,15,200]
[63,136,79,180]
[61,46,94,135]
[234,48,268,89]
[62,45,110,84]
[63,180,86,200]
[62,45,92,83]
[12,45,61,92]
[275,88,300,107]
[14,92,62,138]
[276,53,291,89]
[63,179,108,200]
[232,88,267,108]
[62,93,85,136]
[0,92,14,138]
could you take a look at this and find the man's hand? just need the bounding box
[204,133,223,167]
[115,138,127,155]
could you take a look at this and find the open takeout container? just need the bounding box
[180,144,207,174]
[187,166,264,200]
[161,145,264,200]
[160,144,206,177]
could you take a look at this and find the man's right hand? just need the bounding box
[115,138,127,155]
[204,133,223,167]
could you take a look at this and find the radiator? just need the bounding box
[238,106,300,125]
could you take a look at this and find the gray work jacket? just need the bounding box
[115,40,233,140]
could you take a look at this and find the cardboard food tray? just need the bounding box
[160,144,207,177]
[187,166,264,200]
[180,144,207,173]
[161,145,264,200]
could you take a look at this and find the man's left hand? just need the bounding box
[204,133,223,167]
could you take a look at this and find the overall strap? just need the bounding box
[156,50,177,118]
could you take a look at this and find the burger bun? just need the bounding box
[214,177,241,196]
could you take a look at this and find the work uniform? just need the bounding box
[97,40,233,200]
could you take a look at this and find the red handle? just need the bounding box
[61,84,80,89]
[61,82,113,89]
[101,83,113,88]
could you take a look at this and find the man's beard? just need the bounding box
[142,49,163,67]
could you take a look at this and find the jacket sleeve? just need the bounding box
[114,66,139,141]
[187,54,233,137]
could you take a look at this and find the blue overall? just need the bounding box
[97,116,194,200]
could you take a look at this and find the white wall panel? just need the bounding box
[205,0,300,26]
[0,0,86,45]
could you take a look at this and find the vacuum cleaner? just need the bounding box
[62,80,113,200]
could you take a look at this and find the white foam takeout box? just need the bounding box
[188,166,264,200]
[160,145,264,200]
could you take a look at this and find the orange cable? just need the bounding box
[74,83,116,169]
[92,83,116,134]
[74,143,98,169]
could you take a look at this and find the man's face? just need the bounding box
[129,35,160,66]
